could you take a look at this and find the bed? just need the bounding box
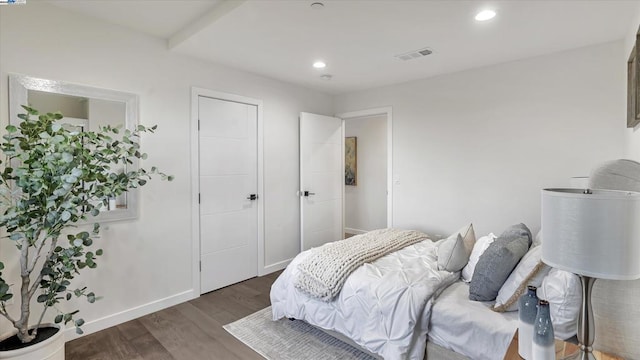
[271,226,588,359]
[270,226,527,360]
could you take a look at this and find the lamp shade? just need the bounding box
[541,188,640,280]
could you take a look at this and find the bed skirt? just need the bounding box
[317,326,469,360]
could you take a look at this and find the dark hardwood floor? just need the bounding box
[66,271,281,360]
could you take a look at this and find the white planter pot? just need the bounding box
[0,324,64,360]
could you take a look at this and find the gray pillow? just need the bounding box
[469,223,532,301]
[437,234,469,272]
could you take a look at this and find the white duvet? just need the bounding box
[271,238,459,360]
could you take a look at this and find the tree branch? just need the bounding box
[0,301,18,326]
[27,236,59,299]
[17,237,36,342]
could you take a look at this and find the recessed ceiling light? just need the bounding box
[313,61,326,69]
[310,2,324,10]
[320,74,332,81]
[475,9,496,21]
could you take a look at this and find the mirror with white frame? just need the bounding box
[8,74,140,222]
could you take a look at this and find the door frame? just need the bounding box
[336,107,393,228]
[190,87,265,296]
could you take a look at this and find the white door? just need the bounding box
[199,96,258,294]
[300,112,344,251]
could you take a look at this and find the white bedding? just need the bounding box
[271,238,458,360]
[428,281,518,360]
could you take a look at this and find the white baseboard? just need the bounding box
[64,261,290,342]
[345,227,367,235]
[64,289,196,341]
[259,258,291,276]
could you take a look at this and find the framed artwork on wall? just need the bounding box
[345,136,357,186]
[628,27,640,128]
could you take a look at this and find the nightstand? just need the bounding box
[503,330,623,360]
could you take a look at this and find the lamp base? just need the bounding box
[575,276,597,360]
[562,349,597,360]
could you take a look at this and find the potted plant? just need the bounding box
[0,106,172,359]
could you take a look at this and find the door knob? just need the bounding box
[246,194,258,200]
[303,191,315,197]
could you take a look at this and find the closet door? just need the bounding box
[199,96,258,293]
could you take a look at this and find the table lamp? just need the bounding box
[541,188,640,360]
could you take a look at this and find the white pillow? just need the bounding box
[437,234,469,272]
[537,268,582,340]
[494,246,551,311]
[461,233,497,282]
[533,229,543,247]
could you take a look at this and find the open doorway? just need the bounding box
[338,107,392,237]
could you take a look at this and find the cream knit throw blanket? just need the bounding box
[295,228,429,302]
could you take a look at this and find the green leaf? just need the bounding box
[76,327,84,335]
[75,319,85,327]
[66,293,72,301]
[6,125,17,133]
[96,249,103,256]
[37,294,48,303]
[54,314,63,323]
[22,105,38,115]
[61,152,73,163]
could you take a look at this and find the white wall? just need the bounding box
[624,4,640,160]
[344,115,387,233]
[0,2,332,338]
[335,41,627,238]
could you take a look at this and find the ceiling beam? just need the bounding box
[168,0,246,50]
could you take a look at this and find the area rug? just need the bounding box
[223,306,376,360]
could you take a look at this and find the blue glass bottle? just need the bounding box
[518,285,538,360]
[532,299,555,360]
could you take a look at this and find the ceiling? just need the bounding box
[48,0,640,94]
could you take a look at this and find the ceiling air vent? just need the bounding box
[394,47,433,61]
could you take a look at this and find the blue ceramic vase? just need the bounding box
[532,299,555,360]
[518,285,538,360]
